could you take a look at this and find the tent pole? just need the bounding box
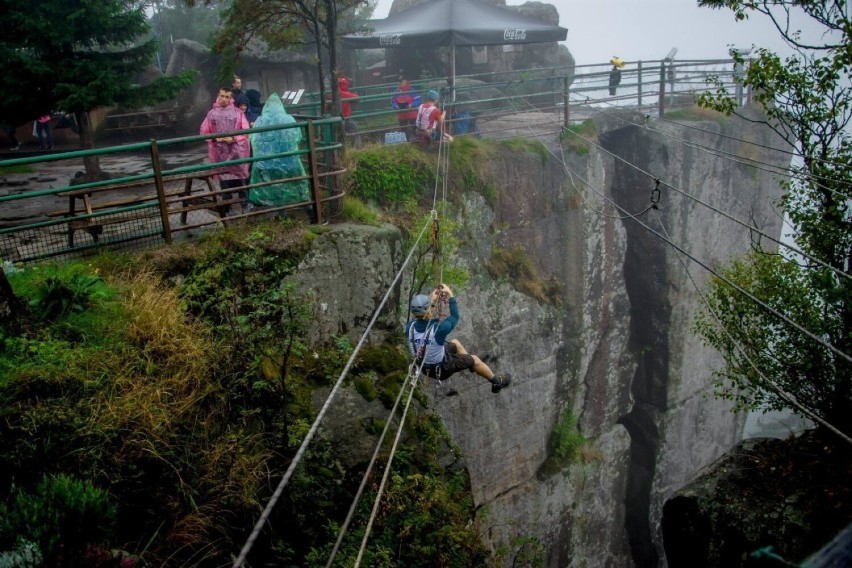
[451,42,456,103]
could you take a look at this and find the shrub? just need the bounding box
[342,195,379,225]
[348,146,432,205]
[0,474,116,566]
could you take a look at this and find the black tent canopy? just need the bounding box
[342,0,567,99]
[342,0,567,49]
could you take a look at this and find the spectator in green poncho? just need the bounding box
[248,93,310,213]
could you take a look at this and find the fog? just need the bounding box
[371,0,829,65]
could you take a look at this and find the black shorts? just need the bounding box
[425,342,475,379]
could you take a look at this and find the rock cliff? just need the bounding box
[298,108,788,565]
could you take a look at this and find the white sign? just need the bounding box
[503,29,527,41]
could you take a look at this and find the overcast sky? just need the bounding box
[371,0,825,65]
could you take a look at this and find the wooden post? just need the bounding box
[306,121,323,224]
[658,61,666,118]
[637,60,643,107]
[149,140,172,244]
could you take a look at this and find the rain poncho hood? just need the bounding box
[248,93,309,207]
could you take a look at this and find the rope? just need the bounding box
[327,123,454,562]
[654,210,852,446]
[354,369,422,566]
[509,95,852,363]
[555,108,852,283]
[232,217,434,568]
[324,326,436,567]
[555,158,852,365]
[573,92,852,199]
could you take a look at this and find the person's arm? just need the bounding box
[433,291,459,344]
[391,91,400,109]
[343,91,361,104]
[234,113,250,143]
[200,113,212,135]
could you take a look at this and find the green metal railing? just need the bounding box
[0,117,345,263]
[0,58,745,264]
[292,58,745,144]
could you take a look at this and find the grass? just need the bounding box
[536,409,589,479]
[487,245,563,306]
[0,165,35,174]
[561,119,598,155]
[342,195,379,225]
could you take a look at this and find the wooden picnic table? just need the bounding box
[52,170,228,246]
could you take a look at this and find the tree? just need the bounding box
[695,1,852,436]
[203,0,372,118]
[150,0,224,67]
[0,0,196,177]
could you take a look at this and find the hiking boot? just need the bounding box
[491,373,512,394]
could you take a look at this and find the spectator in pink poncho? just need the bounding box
[200,87,251,212]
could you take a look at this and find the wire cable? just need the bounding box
[511,96,852,359]
[573,92,852,199]
[653,209,852,446]
[555,158,852,365]
[232,216,434,568]
[354,369,422,567]
[554,109,852,283]
[324,332,435,567]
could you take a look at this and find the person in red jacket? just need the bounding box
[391,77,421,141]
[337,76,361,148]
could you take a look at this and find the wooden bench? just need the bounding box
[104,104,179,132]
[49,171,227,247]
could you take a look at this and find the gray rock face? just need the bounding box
[289,223,403,345]
[418,109,785,565]
[289,109,787,565]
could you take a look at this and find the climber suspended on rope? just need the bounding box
[406,284,512,393]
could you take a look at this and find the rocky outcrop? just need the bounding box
[661,431,852,567]
[413,108,787,565]
[280,106,788,565]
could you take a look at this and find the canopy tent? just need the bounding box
[342,0,567,100]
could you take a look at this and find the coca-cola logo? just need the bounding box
[503,29,527,41]
[379,34,402,45]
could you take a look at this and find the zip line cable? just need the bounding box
[354,368,423,567]
[232,216,435,568]
[554,111,852,283]
[555,157,852,365]
[340,124,460,568]
[510,96,852,362]
[653,210,852,446]
[573,93,852,199]
[574,87,852,176]
[325,333,435,567]
[239,108,459,566]
[505,97,656,220]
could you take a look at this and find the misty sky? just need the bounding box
[371,0,825,65]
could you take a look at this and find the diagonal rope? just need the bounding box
[324,333,435,567]
[233,216,434,568]
[498,94,852,366]
[354,369,422,567]
[573,92,852,199]
[653,209,852,446]
[554,157,852,365]
[553,105,852,283]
